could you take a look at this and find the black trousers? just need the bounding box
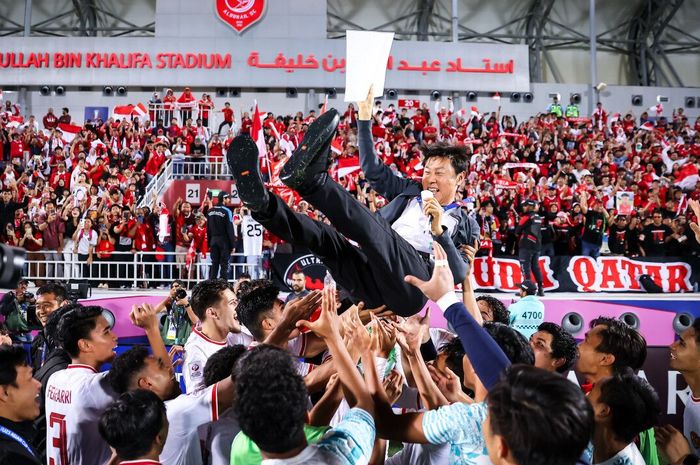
[518,248,543,285]
[254,179,431,316]
[209,239,231,280]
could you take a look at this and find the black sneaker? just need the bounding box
[226,134,269,212]
[280,109,340,193]
[537,286,545,297]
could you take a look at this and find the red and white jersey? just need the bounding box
[160,384,219,465]
[183,328,252,393]
[44,364,116,465]
[120,461,162,465]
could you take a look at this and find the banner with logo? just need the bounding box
[271,251,700,294]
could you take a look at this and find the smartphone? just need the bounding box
[206,189,213,199]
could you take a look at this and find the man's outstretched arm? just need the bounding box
[357,90,415,201]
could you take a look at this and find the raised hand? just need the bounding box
[393,308,430,356]
[357,85,374,121]
[369,314,397,358]
[382,370,405,405]
[282,290,322,328]
[296,287,340,341]
[130,303,159,330]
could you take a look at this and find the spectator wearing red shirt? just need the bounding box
[197,93,214,127]
[57,107,71,125]
[49,162,70,190]
[144,143,167,182]
[18,221,43,283]
[9,134,24,163]
[177,87,195,124]
[218,102,234,135]
[42,108,58,130]
[208,134,224,176]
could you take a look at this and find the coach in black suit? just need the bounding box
[226,94,479,316]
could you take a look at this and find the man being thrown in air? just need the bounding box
[226,90,479,317]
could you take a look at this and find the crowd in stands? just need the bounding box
[0,90,699,288]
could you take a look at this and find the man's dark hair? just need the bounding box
[476,295,510,325]
[440,338,466,385]
[0,345,28,387]
[56,305,105,357]
[483,322,535,365]
[203,345,247,387]
[36,282,68,303]
[107,346,149,394]
[291,270,305,277]
[487,365,594,465]
[190,279,232,321]
[44,304,79,351]
[590,316,647,372]
[537,322,577,373]
[598,368,660,443]
[234,345,307,454]
[236,282,280,341]
[98,389,166,461]
[420,141,469,175]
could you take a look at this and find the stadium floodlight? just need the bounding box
[40,85,51,96]
[386,89,398,99]
[116,86,127,96]
[523,92,534,103]
[466,91,477,101]
[430,90,441,100]
[55,86,65,96]
[103,86,114,96]
[286,87,298,98]
[631,95,643,106]
[510,92,521,102]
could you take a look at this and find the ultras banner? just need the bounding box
[271,250,699,294]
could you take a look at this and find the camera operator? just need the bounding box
[30,282,68,371]
[154,280,196,346]
[0,279,36,343]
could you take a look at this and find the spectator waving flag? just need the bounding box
[113,104,134,120]
[58,122,82,142]
[640,121,655,131]
[132,102,148,118]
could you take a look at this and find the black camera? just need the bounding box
[23,292,34,300]
[175,288,188,300]
[0,245,26,289]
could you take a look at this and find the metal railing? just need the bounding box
[22,250,266,288]
[139,159,174,208]
[146,102,229,133]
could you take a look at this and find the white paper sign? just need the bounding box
[185,183,200,203]
[344,30,395,102]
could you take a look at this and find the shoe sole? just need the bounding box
[226,135,268,210]
[280,109,340,189]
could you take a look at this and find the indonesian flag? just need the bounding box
[251,102,266,158]
[320,94,328,115]
[337,156,360,178]
[640,121,655,131]
[610,113,621,123]
[649,103,663,115]
[113,104,134,119]
[58,123,82,143]
[8,115,23,125]
[330,136,344,155]
[185,239,197,272]
[470,106,479,117]
[492,92,501,101]
[91,139,106,150]
[132,102,148,118]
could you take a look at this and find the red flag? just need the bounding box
[113,104,134,119]
[640,121,654,131]
[57,123,82,143]
[337,156,360,178]
[330,136,344,155]
[132,102,148,117]
[251,102,266,158]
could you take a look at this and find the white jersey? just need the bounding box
[594,442,645,465]
[242,215,263,257]
[160,384,220,465]
[44,364,117,465]
[684,392,700,455]
[183,328,253,393]
[391,199,458,254]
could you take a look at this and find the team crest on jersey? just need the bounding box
[190,363,200,374]
[216,0,267,33]
[283,254,327,291]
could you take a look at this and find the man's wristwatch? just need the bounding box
[683,454,700,465]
